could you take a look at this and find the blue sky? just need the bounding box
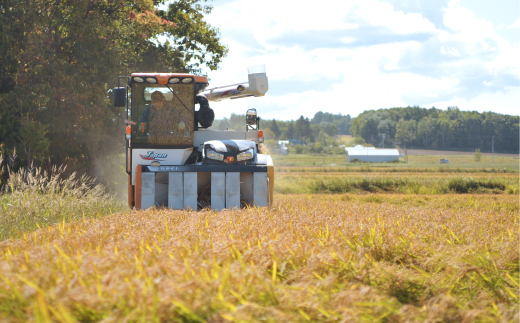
[198,0,519,120]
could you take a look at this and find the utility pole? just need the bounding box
[492,135,494,163]
[442,132,444,149]
[380,133,386,148]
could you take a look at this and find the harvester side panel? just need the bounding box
[240,173,254,205]
[141,172,155,209]
[155,173,168,206]
[253,173,268,207]
[184,172,198,210]
[168,172,183,209]
[226,172,240,209]
[211,172,226,211]
[135,165,269,210]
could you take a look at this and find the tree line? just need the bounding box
[213,112,353,143]
[214,106,518,154]
[0,0,227,184]
[350,106,519,153]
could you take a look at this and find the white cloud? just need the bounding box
[509,18,520,29]
[200,0,519,120]
[394,2,518,101]
[355,0,436,34]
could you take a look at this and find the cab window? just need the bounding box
[131,83,194,147]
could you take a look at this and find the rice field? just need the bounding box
[0,163,519,322]
[272,153,519,172]
[1,193,518,322]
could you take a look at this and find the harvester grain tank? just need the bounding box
[113,66,274,210]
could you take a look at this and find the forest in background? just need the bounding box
[351,106,519,154]
[213,112,353,143]
[213,107,519,154]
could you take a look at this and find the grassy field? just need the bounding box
[0,159,518,322]
[272,152,519,172]
[0,167,126,241]
[275,172,519,195]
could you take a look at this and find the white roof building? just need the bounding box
[345,146,400,163]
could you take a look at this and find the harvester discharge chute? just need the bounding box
[113,66,273,210]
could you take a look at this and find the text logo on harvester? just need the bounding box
[139,151,167,161]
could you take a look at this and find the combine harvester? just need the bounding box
[113,66,273,210]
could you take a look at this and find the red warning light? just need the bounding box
[125,125,131,140]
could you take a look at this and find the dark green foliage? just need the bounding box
[309,177,409,193]
[474,148,482,162]
[350,106,519,153]
[161,0,228,72]
[294,115,313,142]
[269,119,281,139]
[448,177,506,193]
[285,122,295,140]
[0,0,227,184]
[311,111,352,135]
[214,106,519,156]
[213,112,346,143]
[275,175,515,195]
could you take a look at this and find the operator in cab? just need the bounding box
[138,91,189,145]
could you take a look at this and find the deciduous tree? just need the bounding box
[0,0,228,178]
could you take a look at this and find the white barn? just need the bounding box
[345,145,400,163]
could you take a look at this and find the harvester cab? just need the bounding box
[113,66,274,210]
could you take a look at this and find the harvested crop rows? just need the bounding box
[275,172,519,195]
[1,194,518,322]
